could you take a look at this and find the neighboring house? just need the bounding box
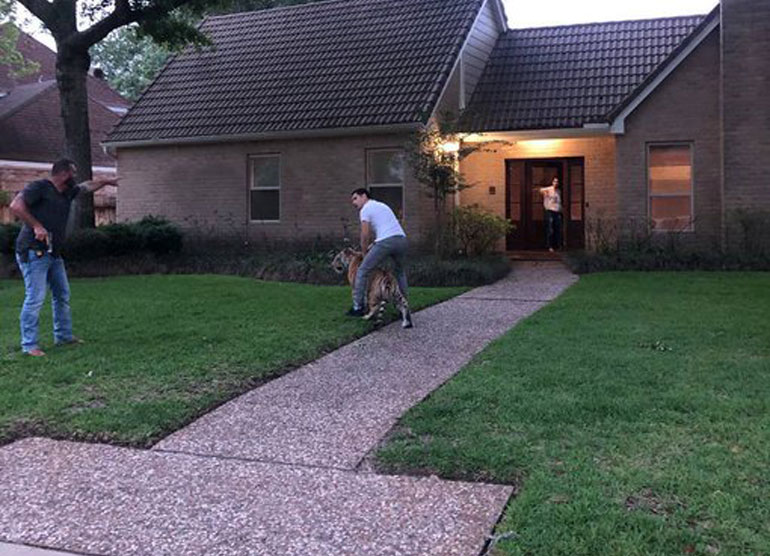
[104,0,769,252]
[0,27,129,225]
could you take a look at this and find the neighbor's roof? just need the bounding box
[106,0,483,144]
[0,25,130,115]
[462,14,708,132]
[0,80,56,121]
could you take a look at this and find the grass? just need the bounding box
[375,272,770,555]
[0,274,465,447]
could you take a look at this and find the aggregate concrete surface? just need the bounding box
[0,262,576,555]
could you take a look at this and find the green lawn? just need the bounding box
[0,274,464,447]
[375,272,770,555]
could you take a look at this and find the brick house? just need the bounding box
[104,0,769,252]
[0,27,129,225]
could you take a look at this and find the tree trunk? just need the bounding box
[56,45,95,229]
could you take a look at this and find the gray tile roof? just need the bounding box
[0,80,56,121]
[462,14,708,132]
[107,0,483,143]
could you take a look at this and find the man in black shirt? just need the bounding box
[10,158,119,356]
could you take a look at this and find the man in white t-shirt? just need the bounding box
[347,188,408,317]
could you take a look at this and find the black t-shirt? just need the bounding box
[15,179,82,257]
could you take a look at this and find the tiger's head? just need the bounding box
[331,248,362,274]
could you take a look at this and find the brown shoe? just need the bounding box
[25,348,46,357]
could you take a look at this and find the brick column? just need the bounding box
[721,0,770,248]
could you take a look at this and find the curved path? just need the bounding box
[0,262,576,556]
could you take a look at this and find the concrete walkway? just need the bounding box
[0,262,576,556]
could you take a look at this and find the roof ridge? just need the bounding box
[508,13,707,33]
[205,0,385,21]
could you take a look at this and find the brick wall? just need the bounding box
[721,0,770,247]
[615,29,722,249]
[459,136,617,248]
[116,132,434,244]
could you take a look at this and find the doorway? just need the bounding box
[505,158,585,250]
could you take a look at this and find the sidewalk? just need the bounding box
[0,262,576,556]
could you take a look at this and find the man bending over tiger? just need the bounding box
[347,188,410,323]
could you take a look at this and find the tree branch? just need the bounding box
[74,1,133,49]
[76,0,200,49]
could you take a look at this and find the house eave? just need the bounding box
[0,159,116,172]
[461,124,611,142]
[102,122,423,152]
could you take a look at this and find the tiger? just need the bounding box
[331,247,413,329]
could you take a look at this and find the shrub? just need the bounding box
[135,216,183,255]
[407,255,510,286]
[100,223,144,255]
[0,223,21,254]
[62,228,112,260]
[451,205,513,256]
[62,216,183,259]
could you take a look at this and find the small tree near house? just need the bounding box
[409,113,511,256]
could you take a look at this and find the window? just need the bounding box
[249,155,280,222]
[367,149,404,219]
[648,144,693,232]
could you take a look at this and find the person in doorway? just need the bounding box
[538,176,563,252]
[10,158,119,356]
[347,188,408,317]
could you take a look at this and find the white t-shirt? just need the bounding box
[542,186,562,212]
[360,199,405,242]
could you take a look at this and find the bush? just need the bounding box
[0,223,21,254]
[135,216,183,255]
[62,216,183,260]
[100,223,144,255]
[61,228,112,260]
[407,255,510,286]
[567,213,770,273]
[451,205,513,256]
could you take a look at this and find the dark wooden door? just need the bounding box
[505,158,585,250]
[566,159,585,249]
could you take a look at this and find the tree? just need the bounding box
[90,26,169,101]
[17,0,214,228]
[409,112,509,256]
[1,2,39,78]
[17,0,330,228]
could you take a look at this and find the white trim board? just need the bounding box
[429,0,507,122]
[610,16,720,134]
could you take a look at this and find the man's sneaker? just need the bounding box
[346,307,366,317]
[24,348,46,357]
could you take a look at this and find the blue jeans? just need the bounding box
[545,210,563,250]
[16,251,74,352]
[353,235,408,310]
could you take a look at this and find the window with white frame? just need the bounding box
[648,144,693,232]
[367,149,405,219]
[249,154,280,222]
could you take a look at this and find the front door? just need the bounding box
[505,158,585,250]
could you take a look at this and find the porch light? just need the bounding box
[439,141,461,154]
[518,139,563,150]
